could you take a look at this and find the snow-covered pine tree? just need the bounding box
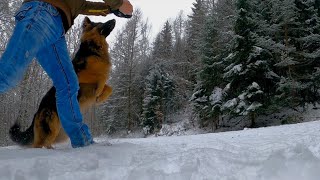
[317,0,320,16]
[172,11,185,61]
[192,0,237,130]
[104,9,151,132]
[151,20,173,66]
[151,34,162,61]
[141,65,174,135]
[290,0,320,105]
[271,0,320,107]
[141,20,177,133]
[185,0,207,83]
[159,21,173,60]
[171,12,194,106]
[151,21,174,76]
[221,0,274,127]
[246,0,288,112]
[191,1,228,130]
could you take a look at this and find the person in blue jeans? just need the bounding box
[0,0,133,148]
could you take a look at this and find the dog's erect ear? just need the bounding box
[99,19,116,37]
[83,17,92,29]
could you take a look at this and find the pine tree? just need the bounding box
[185,0,207,83]
[152,34,162,60]
[160,21,173,60]
[221,0,275,127]
[316,0,320,16]
[191,0,237,130]
[192,6,222,129]
[170,12,196,108]
[140,19,179,134]
[290,0,320,105]
[152,21,173,62]
[141,65,174,135]
[105,9,151,132]
[271,0,320,107]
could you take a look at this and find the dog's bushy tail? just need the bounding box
[9,117,35,146]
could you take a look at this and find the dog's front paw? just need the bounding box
[96,84,112,104]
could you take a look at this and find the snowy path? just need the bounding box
[1,121,320,180]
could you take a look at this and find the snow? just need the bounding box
[303,49,320,59]
[224,64,243,78]
[249,82,260,89]
[266,71,280,79]
[222,98,238,109]
[209,87,222,105]
[2,121,320,179]
[246,102,263,111]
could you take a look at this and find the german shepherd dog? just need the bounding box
[9,17,115,148]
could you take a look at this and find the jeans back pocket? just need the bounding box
[46,4,60,17]
[14,4,33,21]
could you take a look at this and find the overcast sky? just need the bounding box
[83,0,196,43]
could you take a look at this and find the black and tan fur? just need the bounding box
[9,17,115,148]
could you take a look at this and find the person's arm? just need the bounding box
[79,0,124,16]
[80,0,133,18]
[104,0,124,10]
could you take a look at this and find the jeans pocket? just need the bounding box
[14,4,33,21]
[46,4,60,17]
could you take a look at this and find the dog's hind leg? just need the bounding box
[43,115,61,149]
[96,84,112,104]
[32,111,60,149]
[32,110,48,148]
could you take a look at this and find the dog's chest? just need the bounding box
[76,56,111,84]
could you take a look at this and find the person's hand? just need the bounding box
[112,0,133,18]
[119,0,133,16]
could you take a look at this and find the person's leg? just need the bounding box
[0,1,92,147]
[0,1,65,92]
[36,37,94,148]
[0,3,38,92]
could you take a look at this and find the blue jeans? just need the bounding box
[0,1,93,148]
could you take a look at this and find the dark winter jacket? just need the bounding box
[23,0,123,31]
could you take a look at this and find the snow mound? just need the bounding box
[259,145,320,180]
[1,121,320,179]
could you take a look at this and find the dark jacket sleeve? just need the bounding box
[79,0,123,16]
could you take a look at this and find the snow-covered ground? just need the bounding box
[1,120,320,180]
